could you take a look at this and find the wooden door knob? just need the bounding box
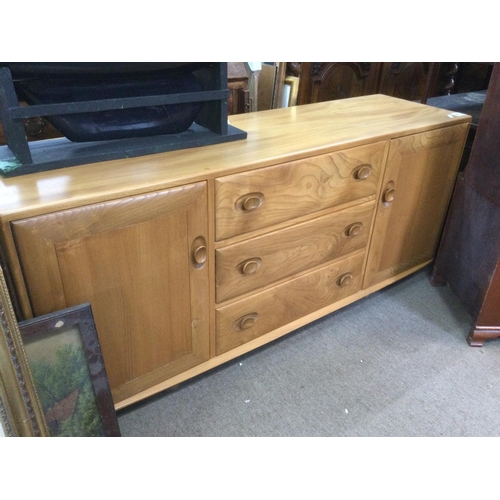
[236,313,258,330]
[337,273,354,287]
[191,236,207,268]
[382,188,396,204]
[193,245,207,265]
[345,222,363,237]
[240,258,262,275]
[353,164,372,180]
[239,192,264,211]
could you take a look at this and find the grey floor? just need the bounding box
[117,267,500,437]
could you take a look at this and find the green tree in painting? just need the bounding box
[30,343,104,437]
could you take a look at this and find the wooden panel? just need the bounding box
[216,201,375,302]
[216,251,365,355]
[363,124,469,288]
[11,183,210,402]
[215,141,385,240]
[298,63,382,105]
[378,63,431,102]
[11,184,206,314]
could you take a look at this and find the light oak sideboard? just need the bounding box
[0,95,470,409]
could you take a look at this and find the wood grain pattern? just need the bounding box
[215,251,365,355]
[215,142,385,240]
[363,124,469,288]
[11,183,210,400]
[216,201,375,302]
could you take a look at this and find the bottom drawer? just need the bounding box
[215,251,365,355]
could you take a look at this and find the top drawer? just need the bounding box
[215,141,386,240]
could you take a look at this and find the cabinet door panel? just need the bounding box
[363,124,469,288]
[11,183,209,403]
[377,62,431,102]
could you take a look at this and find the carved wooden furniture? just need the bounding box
[432,63,500,347]
[0,95,470,409]
[296,63,459,106]
[297,63,382,104]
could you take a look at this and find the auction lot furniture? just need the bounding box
[0,95,470,409]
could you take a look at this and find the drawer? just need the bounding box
[216,200,375,302]
[215,251,365,355]
[215,141,386,240]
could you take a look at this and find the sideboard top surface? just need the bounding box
[0,94,471,220]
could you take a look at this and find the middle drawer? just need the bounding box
[216,200,375,302]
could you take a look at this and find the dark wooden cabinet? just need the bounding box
[432,63,500,347]
[378,63,433,101]
[297,63,382,104]
[295,62,471,105]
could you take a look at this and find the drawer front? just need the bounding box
[216,201,375,302]
[215,251,365,355]
[215,141,386,240]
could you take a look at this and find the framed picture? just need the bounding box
[0,264,48,436]
[18,303,121,437]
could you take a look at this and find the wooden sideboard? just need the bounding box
[0,95,470,409]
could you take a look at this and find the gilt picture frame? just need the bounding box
[0,265,48,437]
[18,303,121,437]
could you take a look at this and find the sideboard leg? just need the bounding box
[467,326,500,347]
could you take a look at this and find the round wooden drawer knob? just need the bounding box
[236,313,258,330]
[354,165,372,180]
[345,222,363,237]
[241,258,262,275]
[193,245,207,265]
[382,188,396,204]
[337,273,354,287]
[240,193,264,211]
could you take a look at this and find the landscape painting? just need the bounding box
[19,303,121,437]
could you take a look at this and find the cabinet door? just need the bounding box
[378,63,432,102]
[363,124,469,288]
[11,183,209,404]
